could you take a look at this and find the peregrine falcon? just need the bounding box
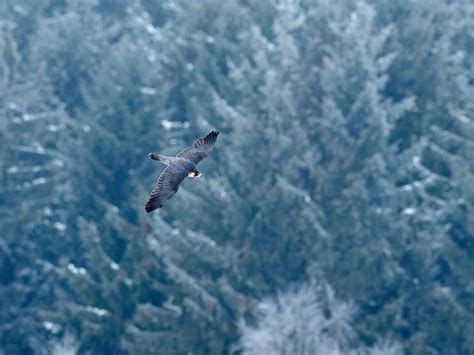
[145,130,219,213]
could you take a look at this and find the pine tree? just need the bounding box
[0,14,73,353]
[371,1,474,352]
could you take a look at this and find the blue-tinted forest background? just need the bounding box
[1,0,473,354]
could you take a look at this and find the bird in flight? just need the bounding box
[145,130,219,213]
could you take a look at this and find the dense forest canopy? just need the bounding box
[1,0,473,354]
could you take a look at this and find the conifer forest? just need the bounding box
[1,0,473,354]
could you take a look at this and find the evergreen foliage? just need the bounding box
[1,0,473,353]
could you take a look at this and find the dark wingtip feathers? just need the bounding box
[145,204,161,213]
[145,199,163,213]
[193,130,220,149]
[203,130,219,144]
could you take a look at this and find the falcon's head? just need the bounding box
[188,169,202,177]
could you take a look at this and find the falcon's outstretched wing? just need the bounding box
[177,130,219,165]
[145,166,188,213]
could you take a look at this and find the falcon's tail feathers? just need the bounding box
[149,153,172,165]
